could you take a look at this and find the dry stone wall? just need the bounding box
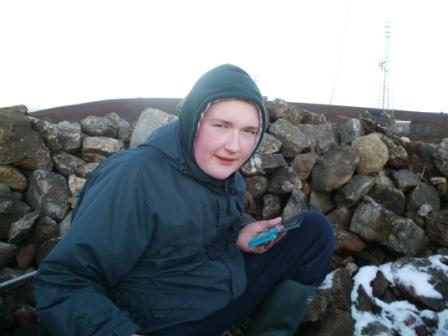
[0,100,448,334]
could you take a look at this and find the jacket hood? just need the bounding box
[178,64,268,159]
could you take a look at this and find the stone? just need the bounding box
[296,124,337,153]
[309,191,334,214]
[261,193,281,219]
[52,151,86,177]
[57,121,82,152]
[269,118,311,157]
[104,113,132,144]
[291,152,320,180]
[266,98,303,125]
[8,210,40,244]
[241,153,287,176]
[267,167,301,194]
[311,146,359,192]
[392,169,420,191]
[244,175,268,198]
[82,136,125,162]
[433,138,448,177]
[255,133,282,155]
[0,242,17,268]
[0,109,53,171]
[426,209,448,247]
[339,118,364,145]
[352,133,389,175]
[335,175,375,207]
[130,108,177,148]
[406,182,440,213]
[25,170,69,221]
[80,115,117,138]
[0,165,27,191]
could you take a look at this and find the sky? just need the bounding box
[1,0,447,113]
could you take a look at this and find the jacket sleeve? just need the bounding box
[34,160,154,336]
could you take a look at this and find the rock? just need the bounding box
[0,165,27,191]
[245,175,268,198]
[296,124,337,153]
[0,109,53,171]
[255,133,282,155]
[57,121,82,152]
[309,191,334,214]
[267,167,301,194]
[0,200,31,241]
[80,115,117,138]
[16,243,37,269]
[241,153,287,176]
[334,175,375,208]
[0,183,14,214]
[291,152,320,180]
[269,119,311,157]
[82,136,125,162]
[406,182,440,213]
[0,242,17,268]
[129,108,177,148]
[104,113,132,144]
[282,188,308,219]
[334,230,366,255]
[368,185,406,215]
[266,98,303,125]
[311,146,359,192]
[29,117,63,152]
[376,133,408,168]
[52,151,86,177]
[261,193,281,219]
[352,133,389,175]
[339,118,364,145]
[433,138,448,177]
[392,169,420,191]
[8,210,40,244]
[426,209,448,247]
[32,216,59,244]
[25,170,69,221]
[77,162,99,178]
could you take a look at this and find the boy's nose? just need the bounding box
[225,131,241,152]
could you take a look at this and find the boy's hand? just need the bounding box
[236,217,286,254]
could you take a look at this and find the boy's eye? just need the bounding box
[243,129,257,135]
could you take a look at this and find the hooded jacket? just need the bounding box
[34,64,267,335]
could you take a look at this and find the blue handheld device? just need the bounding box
[248,213,303,248]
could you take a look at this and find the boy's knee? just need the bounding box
[300,210,336,248]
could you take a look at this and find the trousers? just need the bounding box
[150,210,335,336]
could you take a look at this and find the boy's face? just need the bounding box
[194,100,260,180]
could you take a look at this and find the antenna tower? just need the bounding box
[378,22,392,114]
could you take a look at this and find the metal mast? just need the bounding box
[378,22,392,114]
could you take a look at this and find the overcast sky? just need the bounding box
[1,0,447,113]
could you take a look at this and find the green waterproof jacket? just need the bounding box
[34,64,267,335]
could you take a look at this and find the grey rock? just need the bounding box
[8,210,39,244]
[245,175,269,198]
[77,162,99,178]
[52,151,86,177]
[335,175,375,207]
[311,146,359,192]
[25,170,69,220]
[105,112,132,144]
[339,118,364,145]
[291,152,320,180]
[266,98,303,125]
[434,138,448,177]
[376,133,408,168]
[282,188,308,220]
[255,133,282,155]
[0,183,14,214]
[0,109,53,171]
[392,169,420,191]
[262,193,281,219]
[0,242,17,268]
[406,182,440,213]
[0,200,31,241]
[82,136,125,163]
[297,124,337,153]
[57,121,82,152]
[29,117,63,152]
[130,108,177,148]
[368,185,406,215]
[426,209,448,247]
[309,191,334,214]
[269,119,311,157]
[80,115,117,138]
[267,167,301,194]
[241,154,287,176]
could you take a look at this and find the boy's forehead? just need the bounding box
[205,100,260,124]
